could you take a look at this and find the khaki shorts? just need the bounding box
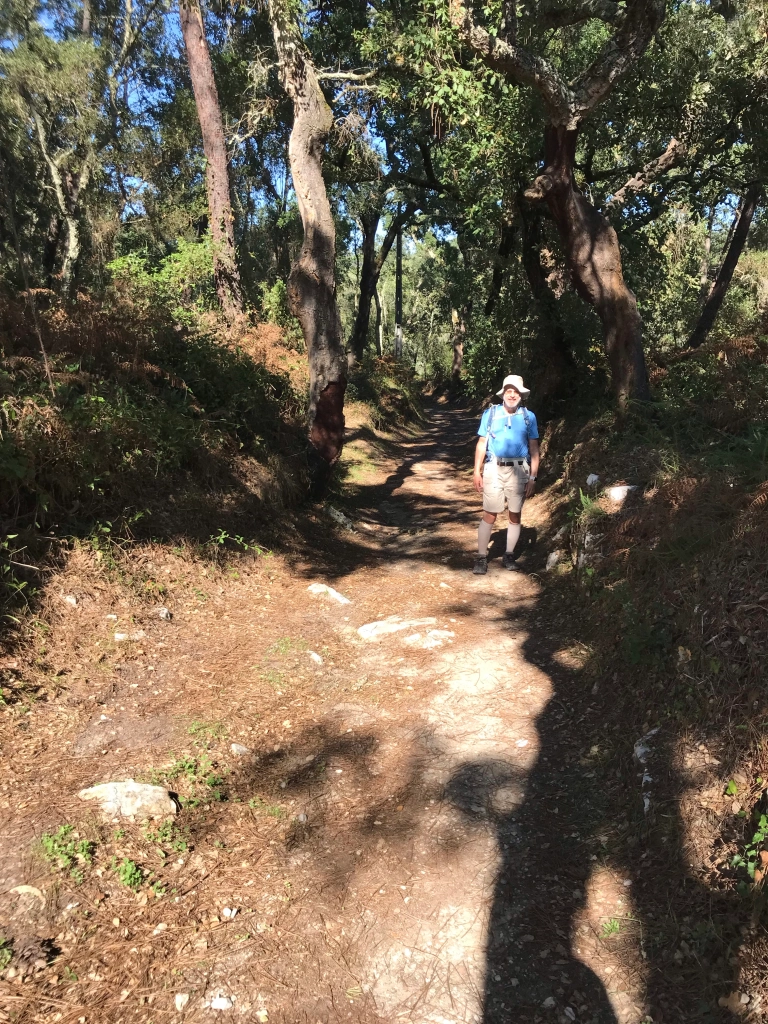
[482,459,529,515]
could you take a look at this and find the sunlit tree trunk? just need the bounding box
[269,0,347,490]
[179,0,243,321]
[394,223,404,358]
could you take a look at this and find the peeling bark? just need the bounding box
[180,0,243,321]
[269,0,347,486]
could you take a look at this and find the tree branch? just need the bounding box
[570,0,666,118]
[604,136,687,212]
[449,1,573,125]
[316,69,376,82]
[541,0,623,28]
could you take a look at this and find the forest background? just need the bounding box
[2,0,768,1014]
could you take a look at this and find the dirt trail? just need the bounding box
[0,405,644,1024]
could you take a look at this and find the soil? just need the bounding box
[0,405,723,1023]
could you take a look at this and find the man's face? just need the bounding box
[503,386,521,409]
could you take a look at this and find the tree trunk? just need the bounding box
[526,126,650,406]
[485,203,516,316]
[688,183,762,350]
[394,223,403,358]
[450,308,465,381]
[42,213,63,289]
[519,200,574,402]
[269,0,347,488]
[373,287,383,356]
[350,210,379,362]
[698,207,715,304]
[180,0,243,321]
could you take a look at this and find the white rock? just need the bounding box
[516,739,529,747]
[421,629,455,649]
[552,525,569,543]
[586,474,600,487]
[542,996,556,1009]
[308,651,323,664]
[230,743,251,757]
[106,613,118,620]
[78,779,176,818]
[158,607,172,620]
[326,506,355,530]
[633,727,660,764]
[63,594,78,608]
[114,632,129,642]
[255,1010,269,1023]
[209,995,234,1010]
[153,922,167,935]
[175,993,190,1011]
[358,615,436,640]
[607,484,638,502]
[307,582,351,605]
[546,550,565,570]
[222,907,238,919]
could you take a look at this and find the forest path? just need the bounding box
[0,404,644,1024]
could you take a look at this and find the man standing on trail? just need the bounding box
[473,374,540,574]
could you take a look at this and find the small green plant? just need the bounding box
[39,825,95,880]
[143,821,188,853]
[113,827,126,840]
[602,918,621,937]
[151,880,167,898]
[577,488,607,519]
[267,636,307,656]
[0,936,13,971]
[731,811,768,882]
[248,796,285,817]
[188,719,226,745]
[260,668,285,689]
[63,965,78,982]
[115,857,143,890]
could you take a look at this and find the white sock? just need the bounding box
[477,519,493,556]
[506,522,521,554]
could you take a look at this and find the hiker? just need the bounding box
[473,374,539,574]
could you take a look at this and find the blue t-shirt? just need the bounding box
[478,405,539,460]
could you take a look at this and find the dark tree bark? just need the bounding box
[688,183,762,350]
[350,210,379,363]
[450,308,465,381]
[526,126,650,404]
[484,203,516,316]
[373,287,383,356]
[350,203,416,362]
[394,222,404,358]
[451,0,664,406]
[269,0,347,487]
[180,0,243,321]
[518,200,575,401]
[42,213,63,289]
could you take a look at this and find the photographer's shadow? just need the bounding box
[445,758,617,1024]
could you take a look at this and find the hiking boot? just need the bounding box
[473,555,488,575]
[502,552,520,571]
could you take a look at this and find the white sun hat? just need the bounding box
[496,373,530,397]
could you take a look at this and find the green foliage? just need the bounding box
[108,238,218,326]
[731,811,768,883]
[0,936,13,971]
[39,825,95,881]
[115,857,143,890]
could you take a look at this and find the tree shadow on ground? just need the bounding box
[266,404,746,1022]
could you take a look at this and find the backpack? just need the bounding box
[486,404,533,460]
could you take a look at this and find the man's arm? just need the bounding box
[525,439,540,498]
[473,436,487,492]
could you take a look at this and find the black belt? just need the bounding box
[490,458,527,466]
